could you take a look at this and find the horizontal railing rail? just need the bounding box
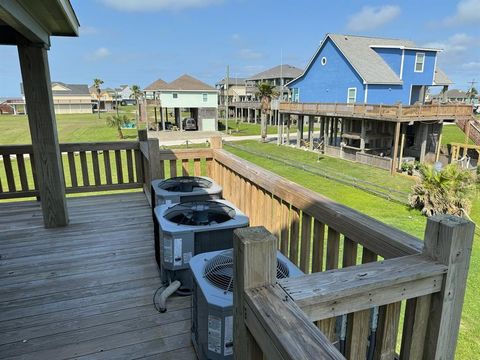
[0,140,144,200]
[233,215,474,360]
[279,102,473,120]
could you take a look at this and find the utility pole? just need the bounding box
[225,65,230,134]
[467,79,477,103]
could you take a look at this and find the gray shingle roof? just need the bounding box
[328,34,416,84]
[290,34,449,86]
[248,65,303,81]
[216,77,247,86]
[21,82,90,96]
[433,68,453,86]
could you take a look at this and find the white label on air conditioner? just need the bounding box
[208,315,222,354]
[173,238,182,266]
[183,252,192,264]
[224,315,233,355]
[164,238,172,263]
[166,199,172,205]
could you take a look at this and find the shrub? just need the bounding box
[408,163,477,216]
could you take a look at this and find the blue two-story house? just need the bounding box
[287,34,452,105]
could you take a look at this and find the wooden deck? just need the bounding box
[0,192,195,360]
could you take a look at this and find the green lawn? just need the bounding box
[442,124,473,145]
[224,140,480,359]
[0,108,141,144]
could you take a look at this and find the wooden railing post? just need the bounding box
[138,129,161,204]
[422,215,475,360]
[233,226,277,360]
[210,135,223,149]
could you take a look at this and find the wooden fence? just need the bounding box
[355,152,393,170]
[280,102,473,121]
[0,142,143,199]
[0,133,474,359]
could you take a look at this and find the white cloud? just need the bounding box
[347,5,401,31]
[101,0,222,11]
[231,33,241,41]
[423,33,474,65]
[239,48,263,60]
[443,0,480,26]
[85,48,111,61]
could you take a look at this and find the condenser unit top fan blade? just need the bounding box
[164,201,236,226]
[158,176,212,193]
[203,249,290,292]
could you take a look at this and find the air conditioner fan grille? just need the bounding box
[203,249,290,292]
[158,176,212,193]
[164,201,235,226]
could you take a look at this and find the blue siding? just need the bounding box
[289,37,439,105]
[373,48,402,77]
[289,38,365,103]
[367,85,405,104]
[402,50,436,85]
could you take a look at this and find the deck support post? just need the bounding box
[286,114,291,145]
[17,44,69,228]
[419,123,428,163]
[233,226,276,360]
[360,119,366,153]
[296,115,304,147]
[277,112,284,145]
[422,215,475,360]
[398,126,406,170]
[308,116,314,150]
[391,121,401,174]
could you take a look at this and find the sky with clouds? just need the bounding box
[1,0,479,96]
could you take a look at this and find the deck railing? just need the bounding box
[149,138,474,359]
[0,141,143,200]
[1,133,474,359]
[279,102,473,120]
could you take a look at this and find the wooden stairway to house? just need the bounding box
[456,117,480,145]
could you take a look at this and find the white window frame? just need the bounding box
[321,57,327,66]
[414,52,425,73]
[347,87,357,104]
[202,93,208,102]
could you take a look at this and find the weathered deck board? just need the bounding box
[0,193,195,360]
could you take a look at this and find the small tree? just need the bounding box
[409,163,477,217]
[467,86,478,103]
[130,84,142,124]
[256,82,278,142]
[105,114,130,139]
[93,78,104,119]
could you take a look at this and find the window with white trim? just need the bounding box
[173,93,178,99]
[321,57,327,65]
[347,87,357,103]
[202,93,208,102]
[414,53,425,72]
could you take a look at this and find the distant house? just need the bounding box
[144,78,168,100]
[21,82,92,114]
[116,85,133,101]
[287,34,452,105]
[216,77,252,106]
[247,65,303,100]
[430,89,471,104]
[144,74,218,131]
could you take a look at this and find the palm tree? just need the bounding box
[130,85,142,124]
[93,78,104,119]
[105,114,130,139]
[256,82,277,142]
[408,163,476,217]
[467,86,478,104]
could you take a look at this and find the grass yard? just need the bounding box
[224,140,480,359]
[442,123,473,145]
[0,108,142,144]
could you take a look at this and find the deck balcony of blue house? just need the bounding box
[274,34,474,173]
